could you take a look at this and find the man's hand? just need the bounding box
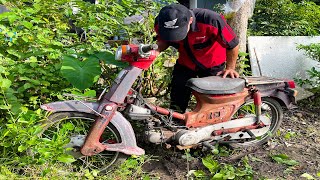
[217,69,239,78]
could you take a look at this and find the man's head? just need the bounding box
[158,4,193,41]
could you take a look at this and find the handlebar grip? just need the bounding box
[141,44,158,53]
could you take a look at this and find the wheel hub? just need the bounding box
[64,135,86,158]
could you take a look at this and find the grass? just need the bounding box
[0,155,154,180]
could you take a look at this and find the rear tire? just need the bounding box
[40,112,127,172]
[231,98,283,147]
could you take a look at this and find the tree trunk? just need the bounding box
[227,0,255,53]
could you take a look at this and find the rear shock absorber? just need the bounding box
[253,90,262,124]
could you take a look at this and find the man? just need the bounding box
[154,4,240,113]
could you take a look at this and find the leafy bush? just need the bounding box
[298,43,320,61]
[249,0,320,36]
[0,0,126,168]
[0,0,176,175]
[0,0,125,113]
[296,43,320,93]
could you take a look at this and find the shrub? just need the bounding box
[296,43,320,93]
[0,0,176,174]
[249,0,320,36]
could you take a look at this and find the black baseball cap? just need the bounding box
[158,4,191,41]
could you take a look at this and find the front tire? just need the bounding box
[40,112,126,172]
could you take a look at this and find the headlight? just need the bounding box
[115,46,122,60]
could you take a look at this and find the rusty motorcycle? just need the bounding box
[40,44,297,171]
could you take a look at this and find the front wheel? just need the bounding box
[39,112,125,172]
[231,98,283,147]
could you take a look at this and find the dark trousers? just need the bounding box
[170,63,225,113]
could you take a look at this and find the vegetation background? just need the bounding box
[0,0,319,179]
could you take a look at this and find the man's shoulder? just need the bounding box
[192,8,222,25]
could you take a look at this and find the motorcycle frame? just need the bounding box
[41,44,296,156]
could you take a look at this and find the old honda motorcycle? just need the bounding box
[40,44,297,171]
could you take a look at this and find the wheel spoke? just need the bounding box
[231,98,283,147]
[40,112,121,171]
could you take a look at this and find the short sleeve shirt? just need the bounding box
[155,8,239,71]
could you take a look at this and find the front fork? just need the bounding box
[80,103,145,156]
[81,66,145,156]
[80,104,116,156]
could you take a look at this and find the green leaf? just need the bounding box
[33,126,43,135]
[271,154,299,166]
[213,173,223,179]
[211,148,219,155]
[285,160,300,166]
[84,90,96,97]
[191,170,206,178]
[0,105,10,109]
[18,145,27,152]
[23,83,32,90]
[22,21,33,29]
[61,55,101,90]
[301,173,315,180]
[95,51,128,67]
[57,154,76,163]
[284,132,296,139]
[6,13,19,24]
[202,156,220,173]
[0,65,5,73]
[0,78,12,89]
[7,49,22,59]
[63,122,74,131]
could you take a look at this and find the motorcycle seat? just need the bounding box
[186,76,246,94]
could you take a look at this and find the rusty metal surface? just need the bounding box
[80,104,118,156]
[243,76,285,85]
[41,100,99,114]
[254,82,295,109]
[81,111,144,156]
[105,66,142,103]
[184,90,249,128]
[104,112,145,155]
[149,105,185,120]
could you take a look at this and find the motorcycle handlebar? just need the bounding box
[141,44,158,53]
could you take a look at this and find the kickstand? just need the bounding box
[202,141,217,151]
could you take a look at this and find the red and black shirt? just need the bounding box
[155,8,239,71]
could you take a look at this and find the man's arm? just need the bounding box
[225,44,239,78]
[155,40,170,56]
[217,44,240,78]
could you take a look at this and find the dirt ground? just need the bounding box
[141,97,320,179]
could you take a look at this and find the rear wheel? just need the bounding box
[40,112,125,172]
[231,98,283,147]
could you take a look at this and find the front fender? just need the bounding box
[41,100,99,115]
[41,100,144,155]
[107,112,145,155]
